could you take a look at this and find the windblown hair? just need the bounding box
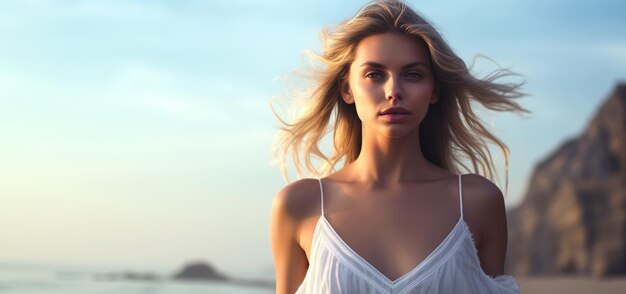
[273,0,527,187]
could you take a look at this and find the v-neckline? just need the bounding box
[318,214,464,286]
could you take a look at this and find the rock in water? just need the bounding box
[506,83,626,277]
[173,261,228,281]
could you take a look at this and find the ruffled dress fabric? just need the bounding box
[295,176,520,294]
[295,215,519,294]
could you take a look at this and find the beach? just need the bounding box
[518,276,626,294]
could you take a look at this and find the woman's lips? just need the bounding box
[379,107,411,122]
[379,113,410,122]
[379,107,410,115]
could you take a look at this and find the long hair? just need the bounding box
[273,0,527,188]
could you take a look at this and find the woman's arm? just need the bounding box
[463,174,508,277]
[270,183,311,294]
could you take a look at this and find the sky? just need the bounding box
[1,0,625,277]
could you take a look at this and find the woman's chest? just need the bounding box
[298,198,461,281]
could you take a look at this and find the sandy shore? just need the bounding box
[518,276,626,294]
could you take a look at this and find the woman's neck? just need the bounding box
[347,127,436,184]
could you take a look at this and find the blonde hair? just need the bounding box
[273,0,527,187]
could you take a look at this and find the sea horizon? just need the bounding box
[0,260,275,294]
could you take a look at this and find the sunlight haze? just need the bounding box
[1,0,625,276]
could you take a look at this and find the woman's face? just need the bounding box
[342,33,437,138]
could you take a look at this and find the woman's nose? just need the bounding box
[385,76,402,101]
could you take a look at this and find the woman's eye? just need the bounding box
[365,72,383,79]
[405,72,422,79]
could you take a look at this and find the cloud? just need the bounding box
[103,62,272,125]
[597,42,626,71]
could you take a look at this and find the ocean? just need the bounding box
[0,262,274,294]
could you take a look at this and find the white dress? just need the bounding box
[295,175,520,294]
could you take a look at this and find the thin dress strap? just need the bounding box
[458,174,464,219]
[317,178,325,216]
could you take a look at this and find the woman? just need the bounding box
[271,1,527,293]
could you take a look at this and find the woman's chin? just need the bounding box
[379,127,418,139]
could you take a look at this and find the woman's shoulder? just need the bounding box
[272,178,322,222]
[460,173,507,241]
[461,173,505,207]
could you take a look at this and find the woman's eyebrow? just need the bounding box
[360,61,429,69]
[360,61,386,69]
[402,61,428,69]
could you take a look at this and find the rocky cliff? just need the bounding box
[172,261,228,281]
[506,83,626,277]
